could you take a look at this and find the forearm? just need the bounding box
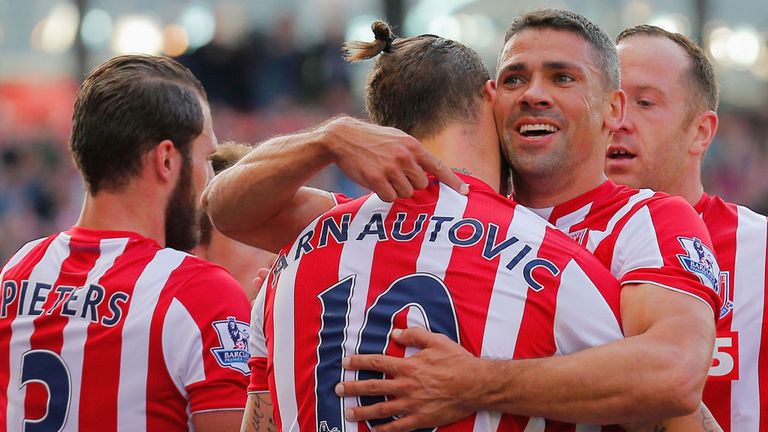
[241,393,276,432]
[203,128,334,251]
[474,331,705,424]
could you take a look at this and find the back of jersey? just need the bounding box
[257,176,622,431]
[1,227,251,432]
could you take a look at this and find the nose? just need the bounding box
[518,77,553,110]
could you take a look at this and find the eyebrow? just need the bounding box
[499,61,584,74]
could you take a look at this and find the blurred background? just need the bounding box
[1,0,767,262]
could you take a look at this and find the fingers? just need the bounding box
[416,151,469,196]
[341,354,402,375]
[342,398,407,423]
[335,378,399,398]
[391,327,444,350]
[252,267,271,288]
[371,416,425,432]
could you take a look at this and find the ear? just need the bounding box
[152,139,179,183]
[483,79,497,103]
[689,111,718,157]
[604,88,627,132]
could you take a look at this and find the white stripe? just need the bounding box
[553,261,622,356]
[611,205,663,277]
[523,417,545,432]
[7,233,70,432]
[0,237,46,277]
[581,189,654,253]
[415,183,467,279]
[730,206,767,431]
[554,202,592,233]
[60,237,128,432]
[474,205,545,432]
[116,248,186,432]
[272,222,313,431]
[338,194,393,432]
[162,299,202,400]
[249,284,268,358]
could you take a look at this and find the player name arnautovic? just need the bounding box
[272,211,560,288]
[1,280,128,326]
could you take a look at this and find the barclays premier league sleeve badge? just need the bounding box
[676,237,721,293]
[210,316,251,375]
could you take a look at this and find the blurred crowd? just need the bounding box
[1,24,767,263]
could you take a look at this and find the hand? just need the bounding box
[321,117,468,202]
[252,268,271,294]
[335,327,480,432]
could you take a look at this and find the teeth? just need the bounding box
[612,149,628,156]
[519,123,558,134]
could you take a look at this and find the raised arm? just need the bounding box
[337,283,715,428]
[202,116,466,252]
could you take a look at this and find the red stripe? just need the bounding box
[292,199,366,431]
[440,191,512,432]
[700,198,739,431]
[78,239,154,431]
[145,256,193,431]
[758,220,768,432]
[0,235,57,430]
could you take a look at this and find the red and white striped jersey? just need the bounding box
[248,174,623,431]
[0,226,251,432]
[694,193,768,432]
[528,180,722,317]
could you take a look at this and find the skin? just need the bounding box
[336,28,715,429]
[609,34,718,205]
[77,98,245,431]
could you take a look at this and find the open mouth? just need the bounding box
[518,123,559,138]
[607,148,636,159]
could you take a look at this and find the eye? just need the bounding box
[637,99,655,108]
[554,74,574,83]
[502,75,525,85]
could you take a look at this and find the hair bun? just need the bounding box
[371,20,394,51]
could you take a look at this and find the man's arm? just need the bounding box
[192,410,245,432]
[336,282,715,429]
[240,393,276,432]
[202,116,466,252]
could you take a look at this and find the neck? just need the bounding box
[665,162,705,206]
[420,120,502,193]
[76,182,167,246]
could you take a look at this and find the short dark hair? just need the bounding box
[502,9,620,90]
[343,21,490,139]
[616,25,719,112]
[71,54,208,194]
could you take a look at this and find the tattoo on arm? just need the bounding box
[250,394,276,432]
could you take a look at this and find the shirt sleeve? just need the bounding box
[164,264,252,413]
[248,282,269,393]
[613,196,723,318]
[332,192,353,205]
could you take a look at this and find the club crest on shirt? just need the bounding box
[719,271,734,319]
[210,317,251,375]
[567,228,588,246]
[676,237,720,292]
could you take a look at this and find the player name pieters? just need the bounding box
[272,212,560,290]
[1,280,129,326]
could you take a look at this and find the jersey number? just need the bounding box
[19,349,71,431]
[316,273,459,432]
[708,331,739,380]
